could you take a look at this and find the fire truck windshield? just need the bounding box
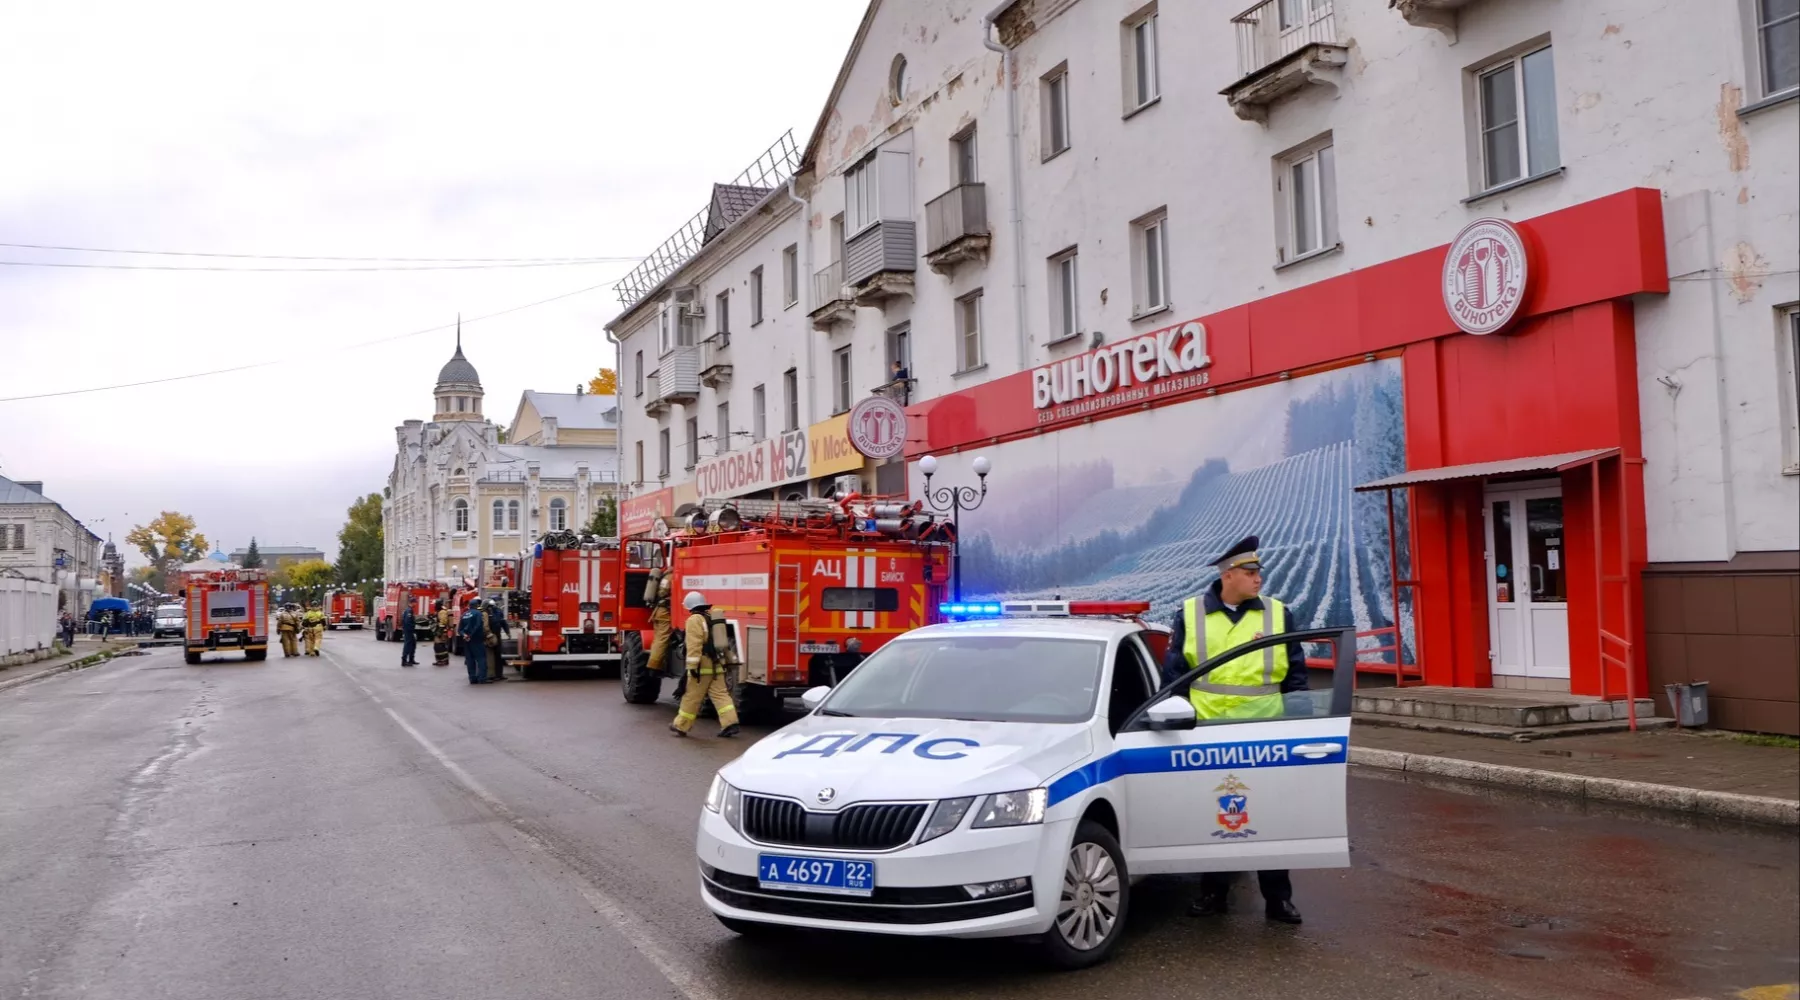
[819,635,1105,724]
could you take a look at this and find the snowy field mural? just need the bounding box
[930,359,1411,658]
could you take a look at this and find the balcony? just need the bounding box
[1389,0,1482,41]
[924,183,990,276]
[699,337,732,389]
[809,260,855,330]
[845,220,916,306]
[1221,0,1347,123]
[657,345,701,404]
[873,376,915,406]
[643,372,668,416]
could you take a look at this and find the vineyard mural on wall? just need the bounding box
[928,359,1411,659]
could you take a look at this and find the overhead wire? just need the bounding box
[0,240,642,264]
[0,258,629,272]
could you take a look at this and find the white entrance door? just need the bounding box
[1484,486,1570,680]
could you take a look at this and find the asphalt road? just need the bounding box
[1,633,1794,1000]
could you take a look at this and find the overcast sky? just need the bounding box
[0,1,864,565]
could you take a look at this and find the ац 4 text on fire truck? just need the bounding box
[619,494,952,723]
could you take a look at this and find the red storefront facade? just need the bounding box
[902,189,1669,699]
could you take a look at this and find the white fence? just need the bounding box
[1,577,58,657]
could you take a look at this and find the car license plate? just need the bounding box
[757,853,875,896]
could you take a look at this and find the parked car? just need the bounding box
[152,603,188,639]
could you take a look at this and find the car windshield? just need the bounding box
[820,634,1106,724]
[156,606,184,618]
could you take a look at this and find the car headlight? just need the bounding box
[917,796,974,844]
[971,788,1048,829]
[704,774,743,833]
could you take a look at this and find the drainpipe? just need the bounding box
[982,1,1029,373]
[603,324,625,506]
[787,176,816,428]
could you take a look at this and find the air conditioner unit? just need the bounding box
[681,302,706,320]
[832,474,865,498]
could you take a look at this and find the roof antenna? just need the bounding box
[456,314,462,351]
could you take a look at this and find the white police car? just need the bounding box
[696,600,1355,968]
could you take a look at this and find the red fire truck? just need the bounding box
[182,566,270,664]
[376,580,446,641]
[619,496,952,722]
[325,590,365,630]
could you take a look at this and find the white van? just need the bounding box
[152,603,187,639]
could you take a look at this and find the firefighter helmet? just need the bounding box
[683,591,707,611]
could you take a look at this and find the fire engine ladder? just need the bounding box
[773,561,801,671]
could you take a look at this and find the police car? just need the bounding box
[696,600,1356,968]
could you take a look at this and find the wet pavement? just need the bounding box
[0,634,1794,1000]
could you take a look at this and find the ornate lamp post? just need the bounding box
[918,453,991,602]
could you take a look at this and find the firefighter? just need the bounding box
[669,592,740,738]
[645,565,675,675]
[433,601,452,666]
[483,599,511,680]
[301,602,328,656]
[276,603,301,657]
[1161,535,1308,925]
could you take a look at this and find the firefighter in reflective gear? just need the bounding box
[669,592,740,738]
[276,604,301,657]
[301,603,328,656]
[1160,535,1308,925]
[433,601,453,666]
[645,566,675,676]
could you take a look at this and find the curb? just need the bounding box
[1350,746,1800,828]
[0,646,128,694]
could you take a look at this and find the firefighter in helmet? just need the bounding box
[276,603,301,657]
[301,602,327,656]
[1161,534,1308,925]
[669,592,740,738]
[644,565,675,675]
[433,600,453,666]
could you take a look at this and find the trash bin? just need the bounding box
[1664,681,1710,727]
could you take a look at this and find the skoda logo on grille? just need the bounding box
[817,787,836,804]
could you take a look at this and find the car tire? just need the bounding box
[1036,820,1130,970]
[619,631,661,705]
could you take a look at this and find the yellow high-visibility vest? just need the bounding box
[1181,596,1288,720]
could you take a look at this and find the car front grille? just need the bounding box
[740,795,928,851]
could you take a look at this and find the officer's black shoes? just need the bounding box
[669,725,688,737]
[1188,894,1229,917]
[718,725,742,738]
[1265,900,1303,925]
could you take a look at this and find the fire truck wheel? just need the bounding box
[619,632,662,705]
[246,649,267,662]
[730,677,780,726]
[184,651,201,665]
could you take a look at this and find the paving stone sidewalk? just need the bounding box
[1354,723,1800,802]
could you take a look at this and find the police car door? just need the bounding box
[1110,628,1353,875]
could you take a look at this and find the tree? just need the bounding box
[285,559,337,603]
[335,492,385,609]
[587,367,618,396]
[584,495,618,537]
[125,512,208,593]
[241,537,264,568]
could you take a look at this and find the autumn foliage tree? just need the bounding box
[125,512,208,593]
[587,367,618,396]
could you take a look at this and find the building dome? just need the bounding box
[434,320,486,421]
[437,343,480,387]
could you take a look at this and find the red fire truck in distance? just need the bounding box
[325,590,365,630]
[376,580,446,641]
[182,566,270,664]
[496,537,647,680]
[620,495,952,722]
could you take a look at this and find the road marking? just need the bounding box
[1737,987,1799,1000]
[323,651,719,1000]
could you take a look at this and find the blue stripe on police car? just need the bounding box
[1046,737,1348,807]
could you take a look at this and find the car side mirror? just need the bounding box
[801,686,832,711]
[1145,695,1197,731]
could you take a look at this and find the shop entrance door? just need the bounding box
[1484,485,1570,681]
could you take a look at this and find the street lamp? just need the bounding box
[918,454,991,602]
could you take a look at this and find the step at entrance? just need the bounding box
[1353,686,1670,740]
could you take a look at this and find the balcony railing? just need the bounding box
[812,260,849,310]
[699,337,732,388]
[1233,0,1337,79]
[643,372,666,414]
[925,184,988,256]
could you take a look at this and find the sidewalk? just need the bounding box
[0,638,134,693]
[1353,723,1800,827]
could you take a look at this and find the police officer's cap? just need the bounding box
[1213,535,1262,572]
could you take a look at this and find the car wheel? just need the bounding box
[1037,820,1129,970]
[619,631,661,705]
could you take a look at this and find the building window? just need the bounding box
[1757,0,1800,98]
[1124,7,1159,112]
[1477,45,1560,191]
[1042,66,1071,158]
[634,351,643,396]
[782,245,799,306]
[685,417,699,469]
[548,498,567,531]
[1049,248,1080,342]
[658,305,673,356]
[716,402,731,454]
[1132,210,1169,316]
[508,500,520,531]
[889,54,909,106]
[886,323,912,380]
[1782,305,1800,473]
[453,498,469,533]
[956,290,984,372]
[634,441,645,483]
[455,396,466,412]
[715,290,730,340]
[952,127,978,184]
[783,368,799,431]
[492,500,505,532]
[833,347,854,414]
[659,429,671,478]
[752,384,767,441]
[1276,137,1338,262]
[846,155,880,234]
[750,266,764,325]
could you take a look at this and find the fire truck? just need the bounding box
[182,566,270,664]
[325,590,365,630]
[501,535,645,680]
[376,580,446,641]
[620,495,952,722]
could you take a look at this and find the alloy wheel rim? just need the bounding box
[1056,841,1121,950]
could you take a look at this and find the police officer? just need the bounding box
[400,603,418,667]
[645,565,674,675]
[1161,535,1308,925]
[669,592,740,738]
[276,604,301,657]
[301,603,327,656]
[458,600,488,684]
